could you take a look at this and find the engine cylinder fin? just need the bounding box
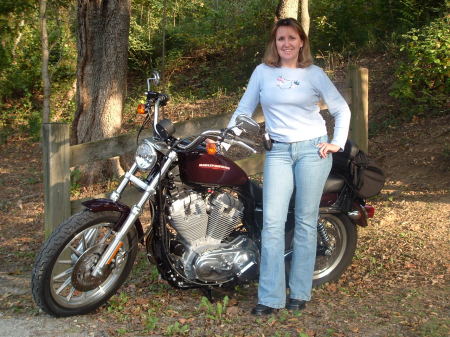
[169,192,208,244]
[207,192,244,242]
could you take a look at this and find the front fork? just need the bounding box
[91,151,177,277]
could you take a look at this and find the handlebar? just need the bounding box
[232,135,256,147]
[175,129,257,153]
[224,139,257,153]
[143,87,258,154]
[147,91,169,106]
[176,130,223,151]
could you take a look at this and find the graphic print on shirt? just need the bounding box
[276,76,300,89]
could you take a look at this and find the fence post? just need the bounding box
[348,66,369,152]
[42,123,71,238]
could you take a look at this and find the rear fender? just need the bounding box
[82,198,145,242]
[347,203,369,227]
[319,194,369,227]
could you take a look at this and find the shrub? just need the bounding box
[390,15,449,117]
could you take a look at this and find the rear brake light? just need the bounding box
[364,205,375,218]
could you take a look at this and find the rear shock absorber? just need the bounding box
[317,219,332,256]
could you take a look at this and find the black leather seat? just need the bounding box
[323,174,345,193]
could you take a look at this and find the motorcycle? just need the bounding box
[32,71,375,317]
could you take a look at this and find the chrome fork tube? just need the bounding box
[111,163,138,202]
[92,151,177,277]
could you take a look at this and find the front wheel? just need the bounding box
[31,210,138,317]
[313,214,357,287]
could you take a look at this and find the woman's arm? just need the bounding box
[312,67,351,151]
[227,65,262,128]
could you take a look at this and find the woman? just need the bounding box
[227,18,351,315]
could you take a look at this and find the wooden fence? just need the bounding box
[42,66,368,236]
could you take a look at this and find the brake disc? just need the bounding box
[71,244,113,291]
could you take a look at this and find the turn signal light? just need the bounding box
[206,143,217,155]
[137,104,146,114]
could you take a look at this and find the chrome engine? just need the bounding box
[168,190,259,283]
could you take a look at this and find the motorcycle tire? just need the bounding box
[312,214,357,287]
[285,214,357,288]
[31,210,138,317]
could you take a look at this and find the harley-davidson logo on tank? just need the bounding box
[199,163,230,171]
[179,152,248,186]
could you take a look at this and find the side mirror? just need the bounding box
[147,70,160,91]
[235,115,260,134]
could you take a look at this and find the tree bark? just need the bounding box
[276,0,299,20]
[72,0,130,182]
[300,0,310,36]
[40,0,51,124]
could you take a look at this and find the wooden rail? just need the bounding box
[42,67,368,236]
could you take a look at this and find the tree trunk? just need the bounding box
[276,0,299,20]
[300,0,310,36]
[72,0,130,183]
[40,0,50,124]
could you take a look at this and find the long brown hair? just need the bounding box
[263,18,313,68]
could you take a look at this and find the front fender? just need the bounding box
[82,198,145,243]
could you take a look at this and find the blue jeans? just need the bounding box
[258,135,332,308]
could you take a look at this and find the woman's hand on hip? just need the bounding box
[317,142,340,158]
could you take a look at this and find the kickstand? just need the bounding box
[200,287,215,303]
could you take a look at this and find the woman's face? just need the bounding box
[275,26,304,67]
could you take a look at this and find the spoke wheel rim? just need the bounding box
[50,223,130,308]
[313,216,347,280]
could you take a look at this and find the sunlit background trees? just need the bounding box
[0,0,448,143]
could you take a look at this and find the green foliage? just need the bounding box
[129,0,210,72]
[1,0,449,142]
[129,0,277,99]
[198,295,229,321]
[107,292,129,313]
[310,0,447,53]
[0,0,76,141]
[390,15,449,117]
[0,3,41,100]
[144,309,159,331]
[417,317,450,337]
[165,321,189,336]
[70,168,82,195]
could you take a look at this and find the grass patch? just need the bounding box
[417,317,449,337]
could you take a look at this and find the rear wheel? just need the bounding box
[31,210,138,317]
[313,214,357,287]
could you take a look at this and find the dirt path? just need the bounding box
[0,114,449,337]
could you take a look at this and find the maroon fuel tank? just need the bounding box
[178,152,248,186]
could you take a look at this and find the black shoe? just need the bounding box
[286,299,306,310]
[251,304,274,316]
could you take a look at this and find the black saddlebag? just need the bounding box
[331,140,385,198]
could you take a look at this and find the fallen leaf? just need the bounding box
[226,306,239,315]
[228,298,238,306]
[306,329,316,336]
[135,298,147,305]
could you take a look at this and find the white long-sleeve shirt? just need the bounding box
[228,63,351,150]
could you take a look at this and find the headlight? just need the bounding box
[135,139,157,171]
